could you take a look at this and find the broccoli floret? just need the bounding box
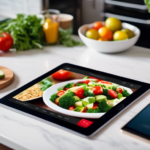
[67,90,75,96]
[98,99,112,112]
[64,83,74,88]
[50,93,58,103]
[122,89,130,97]
[84,89,95,97]
[59,92,75,109]
[87,108,100,113]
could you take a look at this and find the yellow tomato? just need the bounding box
[86,29,100,40]
[121,29,135,39]
[105,18,122,32]
[113,31,128,41]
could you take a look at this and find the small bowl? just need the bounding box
[78,22,140,53]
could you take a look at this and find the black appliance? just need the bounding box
[104,0,150,48]
[48,0,82,34]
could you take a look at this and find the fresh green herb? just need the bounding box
[50,93,58,103]
[83,76,89,79]
[64,83,74,88]
[98,99,112,112]
[59,92,76,109]
[122,89,130,97]
[40,78,52,91]
[0,14,45,51]
[87,108,100,113]
[76,83,87,86]
[145,0,150,12]
[59,28,84,47]
[84,89,95,97]
[118,93,123,99]
[57,87,64,91]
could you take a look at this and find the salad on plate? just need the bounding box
[49,78,132,113]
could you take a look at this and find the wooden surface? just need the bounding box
[0,144,12,150]
[0,66,14,90]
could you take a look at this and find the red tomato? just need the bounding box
[64,88,69,91]
[0,32,13,51]
[57,90,65,96]
[88,76,103,82]
[77,80,90,85]
[116,88,123,93]
[100,81,112,85]
[92,86,103,95]
[52,70,72,81]
[108,89,118,98]
[75,88,84,99]
[82,107,87,113]
[93,103,98,109]
[93,22,103,30]
[55,98,59,105]
[69,106,75,111]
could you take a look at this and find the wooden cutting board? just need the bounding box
[0,66,14,90]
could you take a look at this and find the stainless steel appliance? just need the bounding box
[104,0,150,48]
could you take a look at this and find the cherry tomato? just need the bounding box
[57,90,65,96]
[0,32,13,52]
[75,88,84,99]
[55,98,59,105]
[69,106,75,111]
[108,89,117,98]
[98,37,108,41]
[77,80,90,85]
[64,88,69,91]
[116,88,123,93]
[86,29,100,40]
[100,81,112,85]
[82,107,87,113]
[92,86,103,95]
[93,103,99,109]
[88,76,103,82]
[93,21,103,30]
[98,27,113,41]
[52,70,72,81]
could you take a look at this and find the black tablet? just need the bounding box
[0,63,149,137]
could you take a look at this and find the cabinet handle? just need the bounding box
[105,0,148,10]
[104,13,150,24]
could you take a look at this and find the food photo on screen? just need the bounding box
[13,69,137,127]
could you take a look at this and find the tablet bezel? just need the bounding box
[0,63,150,137]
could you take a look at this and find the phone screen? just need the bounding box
[122,104,150,140]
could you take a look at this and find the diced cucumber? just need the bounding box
[88,97,95,103]
[74,96,80,101]
[86,103,94,109]
[95,95,107,102]
[74,106,84,112]
[82,101,89,107]
[0,69,4,79]
[109,98,121,106]
[74,101,83,107]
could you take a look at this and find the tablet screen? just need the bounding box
[9,66,141,129]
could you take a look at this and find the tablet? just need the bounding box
[0,63,149,137]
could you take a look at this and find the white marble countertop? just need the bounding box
[0,40,150,150]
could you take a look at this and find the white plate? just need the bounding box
[43,79,133,119]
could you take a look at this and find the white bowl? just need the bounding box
[78,22,140,53]
[43,79,133,119]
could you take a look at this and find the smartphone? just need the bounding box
[121,104,150,144]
